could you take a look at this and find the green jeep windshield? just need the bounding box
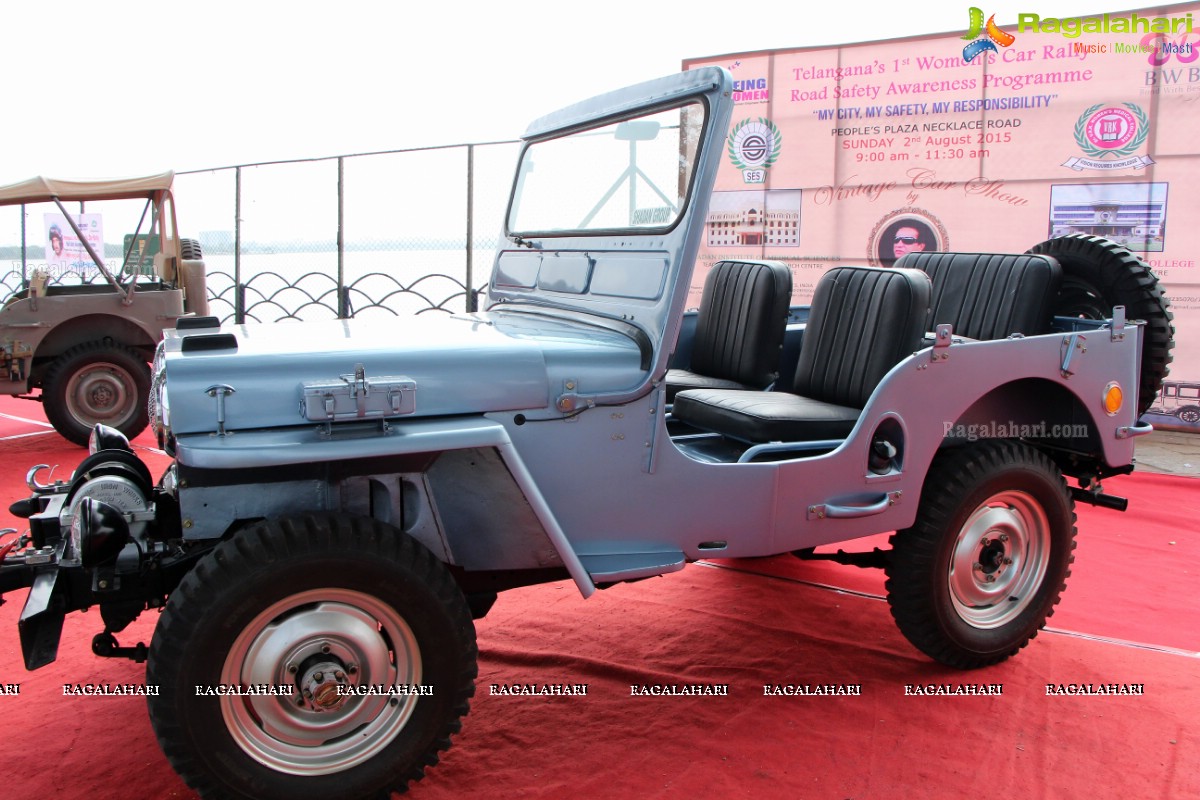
[508,101,706,236]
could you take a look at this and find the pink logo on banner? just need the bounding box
[1063,103,1153,172]
[1084,107,1137,151]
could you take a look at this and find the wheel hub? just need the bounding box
[298,659,351,712]
[66,362,134,425]
[220,589,422,776]
[976,535,1013,578]
[91,383,116,408]
[949,491,1050,629]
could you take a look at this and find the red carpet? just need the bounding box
[0,396,1196,799]
[730,468,1200,654]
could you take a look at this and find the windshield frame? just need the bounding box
[504,96,712,240]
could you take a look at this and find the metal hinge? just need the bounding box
[930,323,953,363]
[1109,305,1126,342]
[1060,334,1087,378]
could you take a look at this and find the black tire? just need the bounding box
[146,515,477,800]
[180,238,204,260]
[885,440,1076,669]
[42,341,151,446]
[1027,234,1174,416]
[1178,406,1200,424]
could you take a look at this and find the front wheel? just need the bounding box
[146,515,478,800]
[1177,406,1200,424]
[885,440,1076,669]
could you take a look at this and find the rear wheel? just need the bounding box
[1178,406,1200,424]
[1027,234,1174,416]
[885,440,1076,669]
[42,341,150,446]
[146,515,477,800]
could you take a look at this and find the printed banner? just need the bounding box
[685,3,1200,427]
[44,212,103,276]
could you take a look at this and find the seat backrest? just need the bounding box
[688,259,792,388]
[792,266,931,409]
[895,251,1062,340]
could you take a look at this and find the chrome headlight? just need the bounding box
[88,424,132,455]
[150,346,173,452]
[157,384,172,452]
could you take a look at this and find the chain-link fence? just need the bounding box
[178,140,521,323]
[0,140,522,323]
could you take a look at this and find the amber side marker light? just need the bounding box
[1103,382,1124,416]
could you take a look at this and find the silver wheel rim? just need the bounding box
[64,361,137,428]
[220,588,422,776]
[948,490,1050,629]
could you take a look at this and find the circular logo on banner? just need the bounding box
[727,118,782,171]
[1085,107,1136,150]
[1074,103,1149,159]
[867,208,949,267]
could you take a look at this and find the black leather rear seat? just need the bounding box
[666,260,792,402]
[895,251,1062,339]
[672,266,931,443]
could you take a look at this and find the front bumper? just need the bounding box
[1,492,73,669]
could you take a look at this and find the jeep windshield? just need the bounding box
[507,101,706,236]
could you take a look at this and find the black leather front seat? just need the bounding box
[666,260,792,402]
[672,266,931,443]
[895,251,1062,339]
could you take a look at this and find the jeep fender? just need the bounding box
[786,323,1145,542]
[172,416,596,597]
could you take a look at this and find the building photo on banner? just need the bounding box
[684,1,1200,431]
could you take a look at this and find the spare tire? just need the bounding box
[1027,234,1174,417]
[180,238,203,260]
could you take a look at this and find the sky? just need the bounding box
[0,0,1173,185]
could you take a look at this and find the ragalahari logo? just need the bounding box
[962,7,1016,62]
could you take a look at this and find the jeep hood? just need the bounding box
[161,310,646,436]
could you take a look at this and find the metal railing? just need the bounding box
[177,139,521,323]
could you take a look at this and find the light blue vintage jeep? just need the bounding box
[0,69,1173,799]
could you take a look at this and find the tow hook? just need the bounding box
[26,464,65,493]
